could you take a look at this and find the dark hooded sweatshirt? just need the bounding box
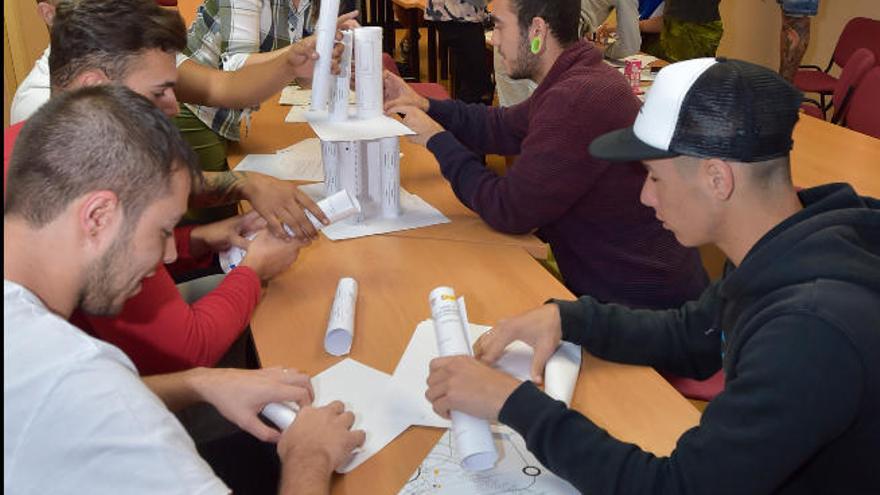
[499,183,880,494]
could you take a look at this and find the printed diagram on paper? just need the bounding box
[399,427,578,495]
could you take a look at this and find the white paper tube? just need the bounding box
[329,30,353,121]
[261,401,298,430]
[321,140,340,195]
[219,190,360,273]
[364,139,382,202]
[379,136,401,218]
[543,342,582,407]
[309,0,341,112]
[339,141,366,223]
[324,277,358,356]
[354,27,383,119]
[428,287,498,472]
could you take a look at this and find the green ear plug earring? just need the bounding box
[530,37,542,54]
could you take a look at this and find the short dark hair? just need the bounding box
[511,0,580,46]
[5,85,201,228]
[49,0,186,89]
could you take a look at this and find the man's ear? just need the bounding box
[36,2,56,27]
[79,191,122,248]
[528,17,549,50]
[702,158,735,201]
[73,69,111,89]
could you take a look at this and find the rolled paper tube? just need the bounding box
[324,277,358,356]
[321,139,340,195]
[428,286,498,471]
[261,402,298,430]
[379,136,401,218]
[309,0,341,112]
[543,342,582,406]
[329,30,353,121]
[354,27,383,119]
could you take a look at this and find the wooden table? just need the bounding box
[228,97,549,259]
[251,234,702,494]
[234,96,703,494]
[792,114,880,198]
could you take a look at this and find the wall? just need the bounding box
[4,0,50,126]
[718,0,880,73]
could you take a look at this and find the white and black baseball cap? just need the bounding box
[590,57,803,163]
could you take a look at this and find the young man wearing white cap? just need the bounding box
[424,57,880,493]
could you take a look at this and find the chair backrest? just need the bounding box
[844,66,880,139]
[833,17,880,69]
[382,52,401,76]
[829,48,876,123]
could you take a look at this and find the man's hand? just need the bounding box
[386,105,444,147]
[193,367,314,443]
[237,172,328,240]
[287,11,361,79]
[473,304,563,384]
[278,401,366,487]
[383,70,429,111]
[240,229,307,281]
[189,211,267,258]
[425,356,521,421]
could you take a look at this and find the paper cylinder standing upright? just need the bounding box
[329,30,353,121]
[380,136,401,218]
[428,287,499,471]
[321,140,340,195]
[309,0,341,113]
[355,27,383,119]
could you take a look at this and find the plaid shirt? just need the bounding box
[183,0,316,141]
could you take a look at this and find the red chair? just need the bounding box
[843,66,880,139]
[155,0,178,6]
[663,370,725,402]
[381,53,451,101]
[794,17,880,114]
[800,48,875,123]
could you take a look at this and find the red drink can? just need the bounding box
[625,59,642,93]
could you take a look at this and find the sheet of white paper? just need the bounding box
[311,358,414,473]
[233,154,279,175]
[399,426,578,495]
[298,183,449,240]
[233,141,325,181]
[280,86,357,106]
[307,113,415,141]
[287,104,357,123]
[391,320,581,428]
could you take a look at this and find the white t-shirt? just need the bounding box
[10,47,51,124]
[3,280,229,495]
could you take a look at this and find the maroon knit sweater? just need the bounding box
[426,40,707,308]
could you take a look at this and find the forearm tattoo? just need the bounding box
[780,15,811,83]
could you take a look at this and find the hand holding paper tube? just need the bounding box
[220,189,360,273]
[428,287,498,471]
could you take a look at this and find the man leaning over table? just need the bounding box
[4,85,364,495]
[384,0,708,310]
[9,0,359,240]
[426,58,880,494]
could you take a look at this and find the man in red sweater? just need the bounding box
[386,0,707,310]
[4,0,338,375]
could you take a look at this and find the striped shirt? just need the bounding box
[183,0,316,141]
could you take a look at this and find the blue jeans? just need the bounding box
[777,0,819,16]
